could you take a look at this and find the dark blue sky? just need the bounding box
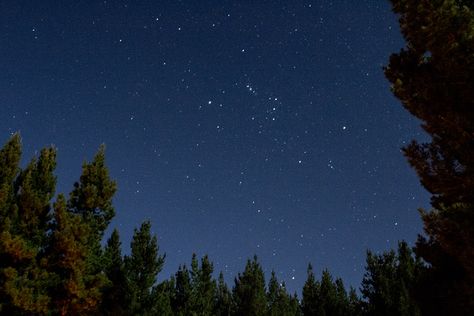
[0,0,430,293]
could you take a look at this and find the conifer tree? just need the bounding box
[334,278,348,315]
[267,271,298,316]
[319,270,336,314]
[151,279,174,315]
[386,0,474,209]
[232,256,267,316]
[173,264,192,315]
[318,269,343,316]
[102,229,128,315]
[267,271,280,315]
[15,147,56,247]
[214,272,232,316]
[347,288,362,316]
[302,264,352,316]
[288,293,302,316]
[361,241,421,316]
[47,194,104,315]
[124,220,165,315]
[68,145,117,237]
[189,254,216,315]
[0,134,21,226]
[0,134,24,312]
[0,138,55,314]
[415,202,474,314]
[301,264,321,316]
[67,145,117,304]
[386,0,474,312]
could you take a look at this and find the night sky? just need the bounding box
[0,1,430,294]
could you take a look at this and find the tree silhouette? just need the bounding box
[125,220,165,315]
[233,256,267,316]
[386,0,474,313]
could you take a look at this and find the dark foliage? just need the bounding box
[361,241,421,316]
[232,256,267,316]
[386,0,474,313]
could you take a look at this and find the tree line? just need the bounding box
[1,0,473,314]
[0,134,423,315]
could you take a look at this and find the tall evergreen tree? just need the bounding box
[302,264,352,316]
[232,256,267,316]
[173,264,192,316]
[124,220,165,315]
[361,241,421,316]
[0,139,55,314]
[288,293,302,316]
[47,194,104,315]
[385,0,474,313]
[15,147,56,247]
[386,0,474,209]
[266,271,298,316]
[102,229,128,315]
[67,145,117,305]
[415,202,474,314]
[347,288,362,316]
[68,145,117,237]
[0,134,21,226]
[318,270,338,315]
[302,264,321,316]
[334,278,349,316]
[189,254,216,315]
[0,135,25,313]
[214,272,232,316]
[267,271,281,315]
[318,270,353,316]
[151,279,174,315]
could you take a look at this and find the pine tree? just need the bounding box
[214,272,232,316]
[301,264,321,316]
[0,134,23,313]
[318,269,343,316]
[66,145,117,307]
[334,278,350,316]
[151,279,174,315]
[361,241,421,316]
[0,134,21,226]
[68,144,117,237]
[267,271,280,315]
[0,138,55,314]
[124,220,165,315]
[386,0,474,312]
[266,271,297,316]
[232,256,267,316]
[386,0,474,209]
[15,147,56,247]
[288,293,302,316]
[302,264,352,316]
[47,194,104,315]
[102,229,128,315]
[173,264,192,315]
[189,254,216,315]
[347,288,362,316]
[415,202,474,314]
